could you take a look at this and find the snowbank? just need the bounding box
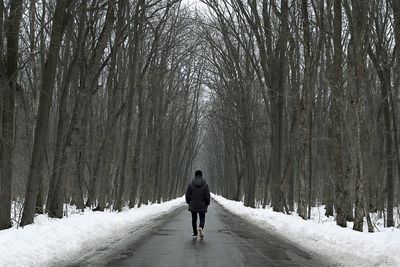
[0,197,185,267]
[212,194,400,267]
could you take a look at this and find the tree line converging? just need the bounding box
[199,0,400,232]
[0,0,399,233]
[0,0,202,229]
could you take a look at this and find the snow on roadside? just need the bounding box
[212,194,400,267]
[0,197,185,267]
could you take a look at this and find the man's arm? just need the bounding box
[185,184,192,204]
[205,184,210,206]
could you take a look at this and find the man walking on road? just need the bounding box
[185,170,210,239]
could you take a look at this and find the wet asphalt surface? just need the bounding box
[71,200,331,267]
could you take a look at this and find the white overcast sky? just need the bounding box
[181,0,207,10]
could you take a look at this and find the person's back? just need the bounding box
[185,170,210,239]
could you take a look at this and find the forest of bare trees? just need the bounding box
[200,0,400,231]
[0,0,203,230]
[0,0,399,233]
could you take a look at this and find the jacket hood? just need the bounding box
[192,175,206,187]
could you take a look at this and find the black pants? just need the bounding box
[191,211,205,235]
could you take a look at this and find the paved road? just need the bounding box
[92,201,330,267]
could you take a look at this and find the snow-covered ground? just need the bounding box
[212,194,400,267]
[0,197,185,267]
[2,194,398,267]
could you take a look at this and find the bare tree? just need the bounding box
[0,0,23,230]
[21,0,74,226]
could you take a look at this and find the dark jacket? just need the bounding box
[185,175,210,213]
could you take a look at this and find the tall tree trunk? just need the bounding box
[297,0,312,220]
[392,0,400,212]
[330,0,347,227]
[115,0,145,211]
[0,0,3,56]
[46,21,76,217]
[383,73,394,227]
[353,109,365,231]
[270,0,289,212]
[368,40,394,228]
[0,0,23,230]
[349,0,369,232]
[94,0,127,211]
[240,88,256,208]
[20,0,72,227]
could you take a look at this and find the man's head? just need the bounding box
[195,170,202,176]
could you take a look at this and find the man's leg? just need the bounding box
[191,211,198,235]
[199,212,205,229]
